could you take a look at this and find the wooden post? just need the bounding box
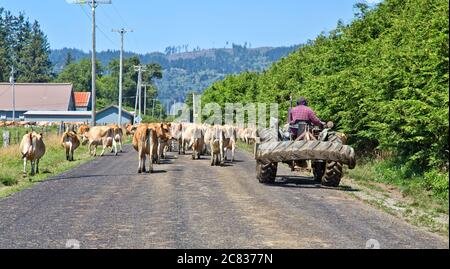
[2,131,10,148]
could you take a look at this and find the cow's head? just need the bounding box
[78,125,90,136]
[159,123,173,141]
[81,132,89,145]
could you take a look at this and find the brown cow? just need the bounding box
[108,124,124,153]
[81,126,116,156]
[132,124,156,173]
[61,131,80,161]
[147,123,172,164]
[78,125,90,136]
[126,123,138,136]
[19,132,46,178]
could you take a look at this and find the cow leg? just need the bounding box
[119,140,123,153]
[66,146,70,161]
[100,143,107,157]
[158,140,163,163]
[30,160,35,176]
[142,154,147,173]
[148,141,154,173]
[138,148,143,174]
[210,147,215,166]
[219,140,225,165]
[36,159,40,174]
[23,158,27,176]
[192,140,196,160]
[69,143,73,161]
[224,147,228,161]
[231,142,236,163]
[157,141,161,164]
[113,140,118,156]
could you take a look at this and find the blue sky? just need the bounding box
[0,0,381,53]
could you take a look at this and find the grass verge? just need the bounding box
[0,133,94,199]
[347,160,448,236]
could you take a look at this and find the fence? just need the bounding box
[1,125,58,148]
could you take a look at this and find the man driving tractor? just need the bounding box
[289,97,326,140]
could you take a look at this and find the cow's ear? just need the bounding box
[40,133,44,139]
[160,123,164,129]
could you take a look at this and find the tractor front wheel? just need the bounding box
[256,162,278,184]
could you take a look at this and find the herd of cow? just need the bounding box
[17,122,259,178]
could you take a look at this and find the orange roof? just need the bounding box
[74,92,91,107]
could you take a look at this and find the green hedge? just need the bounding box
[202,0,449,173]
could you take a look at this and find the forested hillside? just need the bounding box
[50,45,299,105]
[202,0,449,195]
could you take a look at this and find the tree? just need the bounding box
[0,8,52,82]
[18,21,52,82]
[55,59,103,92]
[65,52,74,67]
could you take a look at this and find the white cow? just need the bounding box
[19,132,46,177]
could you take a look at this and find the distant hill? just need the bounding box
[50,44,300,104]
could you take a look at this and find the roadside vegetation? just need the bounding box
[217,0,449,235]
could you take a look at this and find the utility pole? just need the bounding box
[68,0,112,126]
[134,65,147,120]
[152,99,156,118]
[142,83,148,116]
[192,92,196,123]
[9,66,15,122]
[112,28,132,126]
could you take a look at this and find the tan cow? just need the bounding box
[220,125,237,164]
[78,125,90,136]
[126,123,137,136]
[181,124,205,160]
[19,132,46,177]
[108,124,124,153]
[171,123,184,154]
[204,125,222,166]
[132,124,156,173]
[147,123,173,164]
[81,126,116,157]
[61,131,80,161]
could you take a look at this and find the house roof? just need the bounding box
[74,92,91,107]
[0,83,74,111]
[97,105,134,118]
[24,111,92,116]
[24,106,134,118]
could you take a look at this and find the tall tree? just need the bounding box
[64,52,74,67]
[0,8,52,82]
[18,21,52,82]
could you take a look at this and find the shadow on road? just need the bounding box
[268,176,360,192]
[47,170,168,182]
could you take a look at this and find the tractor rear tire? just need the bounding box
[322,161,343,187]
[321,133,344,187]
[257,162,278,184]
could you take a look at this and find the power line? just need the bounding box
[111,2,138,49]
[79,5,117,47]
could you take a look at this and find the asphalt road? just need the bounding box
[0,145,448,249]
